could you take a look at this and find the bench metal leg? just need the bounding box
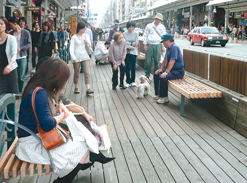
[180,94,185,116]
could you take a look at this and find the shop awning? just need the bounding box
[206,0,235,6]
[148,0,179,11]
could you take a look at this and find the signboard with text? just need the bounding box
[7,0,29,7]
[243,12,247,18]
[71,17,77,35]
[27,7,41,11]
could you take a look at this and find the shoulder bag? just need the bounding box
[153,27,166,61]
[84,35,94,55]
[32,87,69,151]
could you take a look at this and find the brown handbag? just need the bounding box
[54,42,58,50]
[32,87,69,151]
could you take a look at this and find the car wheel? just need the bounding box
[190,38,194,45]
[221,44,226,47]
[201,39,205,47]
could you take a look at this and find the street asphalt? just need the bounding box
[174,38,247,62]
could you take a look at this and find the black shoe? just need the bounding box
[112,85,117,90]
[95,61,99,65]
[80,162,94,170]
[90,152,115,164]
[120,84,127,89]
[99,62,108,65]
[80,70,84,73]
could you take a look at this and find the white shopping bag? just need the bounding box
[91,122,112,152]
[65,113,99,154]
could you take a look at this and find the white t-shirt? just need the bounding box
[14,33,26,59]
[69,34,90,62]
[94,44,108,56]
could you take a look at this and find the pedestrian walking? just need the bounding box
[70,22,94,95]
[8,17,31,93]
[143,13,166,79]
[94,40,110,65]
[108,20,123,42]
[92,26,98,50]
[31,22,41,70]
[109,32,127,90]
[0,16,19,95]
[153,34,184,104]
[123,21,139,88]
[98,28,103,41]
[37,21,54,61]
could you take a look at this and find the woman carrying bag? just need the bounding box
[37,21,54,61]
[16,58,114,183]
[70,22,93,95]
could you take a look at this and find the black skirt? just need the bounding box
[0,68,19,95]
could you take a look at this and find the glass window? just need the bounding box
[193,28,198,33]
[201,27,219,34]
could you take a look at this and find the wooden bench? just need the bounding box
[0,136,51,179]
[168,75,222,116]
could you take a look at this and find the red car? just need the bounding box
[187,27,228,47]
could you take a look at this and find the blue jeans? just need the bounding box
[125,54,136,84]
[16,58,27,92]
[154,69,184,97]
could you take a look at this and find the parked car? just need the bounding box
[187,27,228,47]
[135,28,143,36]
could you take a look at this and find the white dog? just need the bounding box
[136,75,150,99]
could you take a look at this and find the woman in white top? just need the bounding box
[0,16,18,95]
[70,22,93,95]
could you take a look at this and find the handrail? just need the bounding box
[0,119,54,170]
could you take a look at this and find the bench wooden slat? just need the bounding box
[37,164,44,176]
[12,158,22,178]
[4,154,16,179]
[29,163,37,177]
[46,165,51,175]
[0,137,18,177]
[21,161,29,177]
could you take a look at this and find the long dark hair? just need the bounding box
[42,21,52,31]
[22,58,70,100]
[76,22,86,33]
[0,16,9,33]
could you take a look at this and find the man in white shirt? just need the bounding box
[94,41,110,65]
[143,13,166,79]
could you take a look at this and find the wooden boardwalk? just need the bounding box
[1,51,247,183]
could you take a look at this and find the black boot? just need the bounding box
[80,162,94,170]
[90,151,115,164]
[53,163,88,183]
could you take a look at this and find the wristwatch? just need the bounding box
[165,70,169,73]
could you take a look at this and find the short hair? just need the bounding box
[0,16,9,33]
[114,20,119,23]
[127,21,135,29]
[42,21,52,31]
[8,17,18,24]
[113,31,123,42]
[19,17,26,24]
[77,22,86,33]
[104,40,110,45]
[32,21,40,28]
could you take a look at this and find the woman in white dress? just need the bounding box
[70,22,94,95]
[16,57,115,183]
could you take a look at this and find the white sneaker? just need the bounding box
[157,97,169,104]
[131,82,136,87]
[153,95,159,100]
[125,84,130,88]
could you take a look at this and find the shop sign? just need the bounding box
[7,0,29,8]
[183,12,190,18]
[243,12,247,18]
[27,7,41,11]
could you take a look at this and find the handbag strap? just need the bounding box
[31,87,54,128]
[153,27,161,38]
[65,104,85,115]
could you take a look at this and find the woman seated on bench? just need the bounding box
[16,57,114,183]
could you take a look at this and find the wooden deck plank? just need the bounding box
[130,139,161,183]
[160,136,204,182]
[111,140,132,183]
[150,137,189,183]
[170,135,219,182]
[120,140,147,183]
[200,132,247,179]
[36,173,52,183]
[180,135,234,182]
[191,133,247,182]
[140,138,176,183]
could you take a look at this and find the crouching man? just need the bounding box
[153,34,184,104]
[94,41,110,65]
